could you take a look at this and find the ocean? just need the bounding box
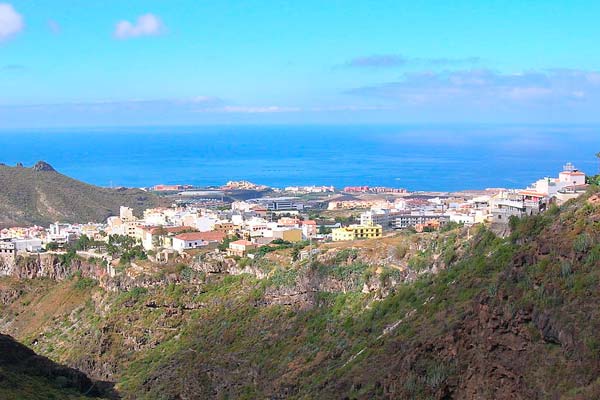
[0,124,598,192]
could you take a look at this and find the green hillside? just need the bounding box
[114,189,600,399]
[0,186,599,399]
[0,162,162,227]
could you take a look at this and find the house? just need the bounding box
[138,226,196,251]
[415,220,441,233]
[392,213,449,230]
[249,197,304,211]
[172,232,209,252]
[13,238,43,253]
[0,239,16,263]
[527,163,587,198]
[300,220,317,239]
[192,230,226,243]
[271,228,302,242]
[332,224,383,241]
[227,240,257,257]
[490,190,547,223]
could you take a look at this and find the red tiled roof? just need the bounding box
[519,190,545,197]
[146,226,196,235]
[230,239,254,246]
[175,231,225,242]
[561,171,585,176]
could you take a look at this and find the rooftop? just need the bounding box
[175,231,225,242]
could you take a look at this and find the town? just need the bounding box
[0,162,589,269]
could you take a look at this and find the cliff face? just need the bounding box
[1,253,108,281]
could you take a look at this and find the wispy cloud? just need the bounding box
[1,64,26,72]
[0,3,24,42]
[345,54,407,68]
[346,69,600,106]
[217,105,302,114]
[114,13,164,39]
[343,54,481,68]
[0,96,224,111]
[47,19,60,34]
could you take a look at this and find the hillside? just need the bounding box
[0,333,115,399]
[0,187,599,399]
[0,162,162,227]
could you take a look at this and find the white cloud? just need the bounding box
[114,13,163,39]
[0,3,24,42]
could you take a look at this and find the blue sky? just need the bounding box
[1,0,600,127]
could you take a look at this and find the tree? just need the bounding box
[45,242,59,251]
[319,225,332,235]
[291,247,300,261]
[596,151,600,174]
[73,235,90,251]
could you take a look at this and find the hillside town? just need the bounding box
[0,163,589,266]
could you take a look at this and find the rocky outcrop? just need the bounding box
[32,160,56,172]
[0,286,22,306]
[3,253,107,281]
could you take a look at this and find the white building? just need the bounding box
[14,238,43,253]
[194,216,218,232]
[120,206,136,222]
[172,232,208,252]
[528,163,587,197]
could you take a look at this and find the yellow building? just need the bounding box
[332,224,383,241]
[275,228,303,243]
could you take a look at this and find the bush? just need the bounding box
[560,261,573,278]
[45,242,59,251]
[586,245,600,265]
[395,244,408,259]
[574,233,593,253]
[440,221,463,233]
[73,277,97,290]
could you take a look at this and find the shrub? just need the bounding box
[586,245,600,265]
[574,233,593,253]
[73,277,97,290]
[395,244,408,259]
[560,261,573,278]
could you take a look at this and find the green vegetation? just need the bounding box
[2,187,600,399]
[251,239,309,258]
[106,234,147,265]
[217,234,240,251]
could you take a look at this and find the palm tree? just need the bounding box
[596,152,600,173]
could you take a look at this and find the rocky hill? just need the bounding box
[0,187,599,399]
[0,162,162,227]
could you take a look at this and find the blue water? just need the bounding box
[0,125,598,191]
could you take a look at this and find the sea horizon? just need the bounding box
[1,124,599,192]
